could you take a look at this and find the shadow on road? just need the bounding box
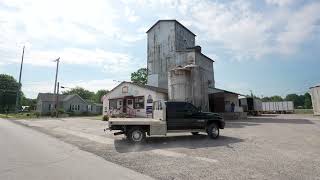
[114,135,243,153]
[259,114,279,117]
[227,117,314,129]
[242,118,313,124]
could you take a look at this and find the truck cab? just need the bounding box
[107,100,225,143]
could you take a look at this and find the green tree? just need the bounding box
[303,93,312,109]
[285,93,304,108]
[62,87,95,100]
[131,68,147,85]
[0,74,20,112]
[270,95,283,102]
[94,89,109,103]
[20,92,37,110]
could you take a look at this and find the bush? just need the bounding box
[34,112,40,118]
[119,113,127,118]
[102,115,109,121]
[58,108,65,114]
[66,111,75,116]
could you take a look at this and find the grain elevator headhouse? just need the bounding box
[146,20,215,111]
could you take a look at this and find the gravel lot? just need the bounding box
[15,114,320,180]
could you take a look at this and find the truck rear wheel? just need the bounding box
[127,127,146,143]
[207,123,219,139]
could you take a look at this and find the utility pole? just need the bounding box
[52,57,60,116]
[15,46,25,112]
[53,57,60,94]
[55,82,60,118]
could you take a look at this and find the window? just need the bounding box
[166,102,186,113]
[109,99,117,110]
[122,86,128,93]
[185,103,198,113]
[88,105,92,111]
[48,104,51,111]
[134,96,144,109]
[127,99,133,105]
[71,104,80,111]
[119,100,122,106]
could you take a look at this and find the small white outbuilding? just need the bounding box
[102,81,168,118]
[310,85,320,115]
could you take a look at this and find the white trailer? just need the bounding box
[262,101,294,113]
[239,97,262,116]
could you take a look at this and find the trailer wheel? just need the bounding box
[207,123,219,139]
[127,127,146,143]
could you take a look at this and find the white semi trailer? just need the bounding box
[262,101,294,114]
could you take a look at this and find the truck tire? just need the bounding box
[191,132,199,135]
[127,127,146,143]
[207,123,219,139]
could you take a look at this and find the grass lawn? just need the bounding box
[0,112,38,119]
[294,109,314,114]
[86,115,103,120]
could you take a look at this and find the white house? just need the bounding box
[102,82,167,117]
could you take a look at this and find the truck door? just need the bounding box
[184,103,203,129]
[166,102,195,130]
[166,102,184,130]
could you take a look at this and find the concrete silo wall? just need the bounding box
[310,86,320,115]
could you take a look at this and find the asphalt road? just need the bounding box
[0,119,153,180]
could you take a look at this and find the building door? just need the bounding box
[127,99,133,110]
[122,99,126,113]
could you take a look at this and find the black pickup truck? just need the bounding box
[107,100,225,143]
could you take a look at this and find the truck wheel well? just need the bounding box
[206,121,221,129]
[125,125,150,134]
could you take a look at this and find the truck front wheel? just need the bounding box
[127,127,146,143]
[207,123,219,139]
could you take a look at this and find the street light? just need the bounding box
[60,86,70,89]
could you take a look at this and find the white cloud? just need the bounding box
[23,48,141,75]
[275,2,320,55]
[265,0,293,6]
[125,6,140,23]
[1,0,319,66]
[1,0,318,98]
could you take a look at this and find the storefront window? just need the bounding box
[134,96,144,109]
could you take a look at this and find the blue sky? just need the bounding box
[0,0,319,98]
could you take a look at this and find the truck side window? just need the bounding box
[185,103,197,113]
